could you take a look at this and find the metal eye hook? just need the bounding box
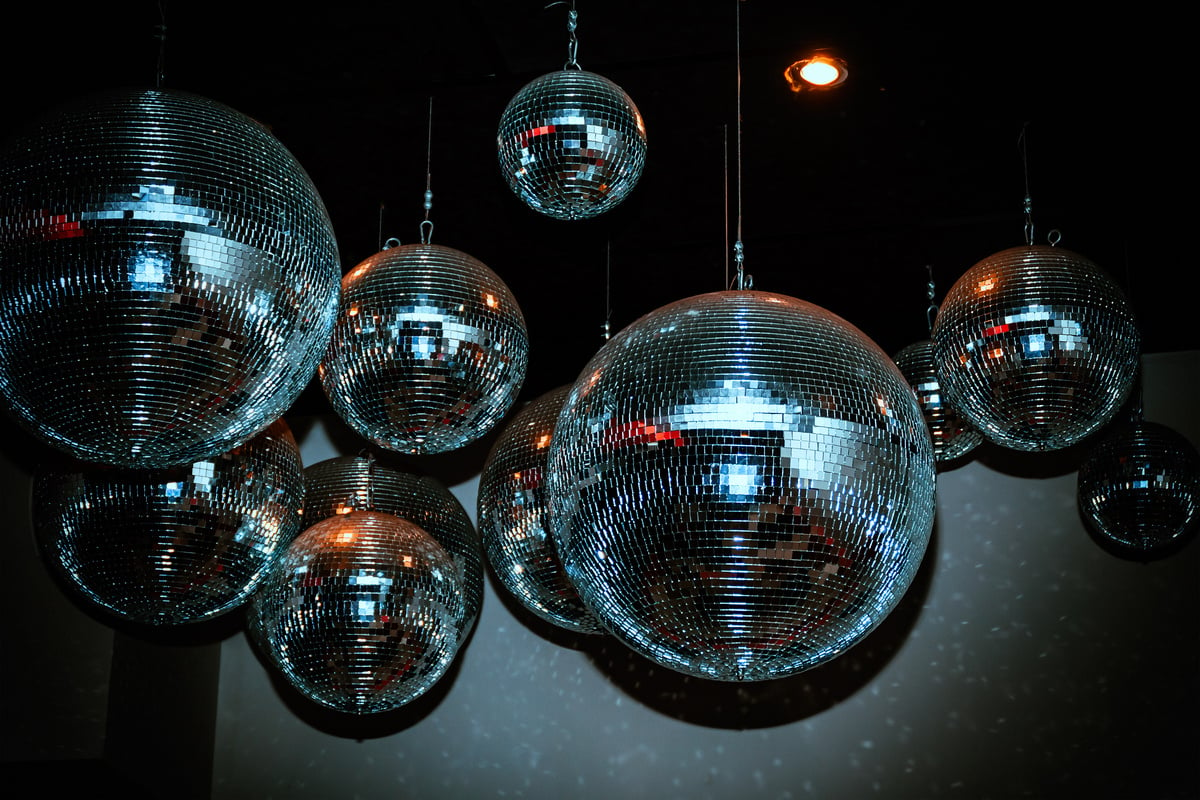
[383,237,402,251]
[420,219,434,244]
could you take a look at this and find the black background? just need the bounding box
[1,1,1183,412]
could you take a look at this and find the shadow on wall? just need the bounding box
[243,621,472,741]
[248,507,939,738]
[493,519,941,730]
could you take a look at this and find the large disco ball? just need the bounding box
[497,69,647,220]
[893,339,983,463]
[547,291,936,681]
[0,89,341,467]
[302,455,484,638]
[931,245,1139,451]
[320,243,528,454]
[248,510,467,714]
[32,419,304,625]
[1078,421,1200,557]
[478,385,604,635]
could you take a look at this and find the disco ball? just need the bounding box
[247,510,467,714]
[0,88,340,467]
[497,69,647,220]
[478,385,604,635]
[302,455,484,637]
[320,243,528,454]
[931,245,1139,452]
[893,339,983,463]
[32,419,304,625]
[1078,421,1200,556]
[547,291,936,681]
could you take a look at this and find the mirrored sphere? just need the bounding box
[0,89,340,467]
[478,385,605,635]
[548,291,936,681]
[932,246,1140,451]
[302,455,484,638]
[248,510,467,714]
[320,244,528,454]
[497,69,647,220]
[1078,421,1200,556]
[894,339,982,463]
[32,419,304,625]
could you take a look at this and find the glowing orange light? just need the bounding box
[800,59,840,86]
[977,277,997,293]
[335,504,353,515]
[347,303,359,317]
[536,434,552,449]
[784,53,848,92]
[989,347,1005,359]
[485,293,498,309]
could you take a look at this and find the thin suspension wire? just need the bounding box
[733,0,747,289]
[364,450,376,511]
[421,97,435,244]
[603,240,612,342]
[378,203,386,251]
[1019,122,1034,246]
[1121,238,1143,421]
[154,1,167,88]
[723,124,730,290]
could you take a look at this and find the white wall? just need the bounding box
[210,352,1200,800]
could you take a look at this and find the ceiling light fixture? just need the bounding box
[784,53,848,91]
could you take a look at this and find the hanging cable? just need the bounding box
[603,239,612,342]
[732,0,750,290]
[1019,123,1034,246]
[421,97,435,244]
[723,124,730,290]
[154,1,167,88]
[365,450,376,511]
[378,203,386,252]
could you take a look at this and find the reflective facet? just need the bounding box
[320,244,528,454]
[932,246,1140,451]
[894,339,983,463]
[247,510,467,714]
[302,455,484,638]
[478,385,604,635]
[0,89,340,467]
[33,419,304,625]
[497,70,647,220]
[547,291,936,681]
[1078,421,1200,556]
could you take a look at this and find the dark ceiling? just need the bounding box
[0,2,1182,411]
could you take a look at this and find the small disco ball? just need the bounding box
[547,291,936,681]
[302,455,484,637]
[1078,421,1200,557]
[320,243,528,455]
[478,385,604,635]
[247,510,467,714]
[931,245,1140,452]
[0,89,340,467]
[32,419,304,625]
[893,339,983,463]
[497,69,647,220]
